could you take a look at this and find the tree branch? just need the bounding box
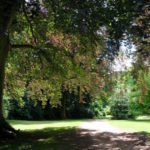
[11,44,35,49]
[23,0,37,43]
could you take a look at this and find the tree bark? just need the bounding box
[61,98,66,119]
[0,0,22,137]
[0,34,9,120]
[61,91,67,119]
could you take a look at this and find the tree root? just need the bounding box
[0,118,19,140]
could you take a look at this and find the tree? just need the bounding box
[6,32,105,119]
[131,70,150,115]
[0,0,145,136]
[0,0,23,136]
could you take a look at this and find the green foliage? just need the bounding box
[127,70,150,116]
[110,98,129,119]
[108,70,150,119]
[8,99,61,120]
[4,0,140,109]
[2,0,148,122]
[91,97,107,118]
[2,95,11,119]
[7,91,107,120]
[133,70,150,115]
[109,73,135,119]
[109,73,127,119]
[128,77,142,116]
[6,31,104,108]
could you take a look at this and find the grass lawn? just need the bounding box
[109,119,150,134]
[0,120,84,150]
[8,120,83,130]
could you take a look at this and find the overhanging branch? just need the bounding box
[11,44,35,49]
[23,0,37,43]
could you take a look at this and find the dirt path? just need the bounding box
[73,119,150,150]
[79,119,126,134]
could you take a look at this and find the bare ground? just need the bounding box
[73,119,150,150]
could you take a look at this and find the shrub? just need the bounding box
[91,99,106,118]
[110,98,129,119]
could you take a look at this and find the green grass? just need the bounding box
[0,120,84,150]
[109,119,150,133]
[8,120,83,130]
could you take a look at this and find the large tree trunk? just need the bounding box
[0,0,22,138]
[0,35,17,138]
[61,91,67,119]
[0,35,9,120]
[61,97,66,119]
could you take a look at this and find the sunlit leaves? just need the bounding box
[6,0,139,108]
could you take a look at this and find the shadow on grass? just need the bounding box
[0,127,81,150]
[140,131,150,138]
[1,127,150,150]
[1,127,100,150]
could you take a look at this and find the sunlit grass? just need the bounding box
[8,120,83,130]
[109,119,150,133]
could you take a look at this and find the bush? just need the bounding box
[110,98,129,119]
[6,91,108,120]
[91,100,106,118]
[103,106,111,116]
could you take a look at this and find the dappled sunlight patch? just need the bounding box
[37,137,55,144]
[87,132,150,150]
[17,144,32,150]
[110,134,139,142]
[0,127,77,150]
[1,128,150,150]
[1,120,150,150]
